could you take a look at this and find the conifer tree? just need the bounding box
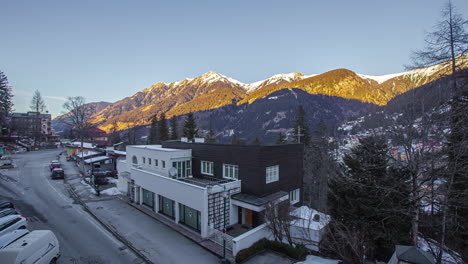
[231,133,240,145]
[30,90,47,113]
[205,128,216,143]
[292,105,310,145]
[0,71,13,135]
[148,115,158,144]
[157,113,168,142]
[275,132,286,144]
[324,137,412,262]
[169,116,178,140]
[183,112,198,139]
[251,136,261,145]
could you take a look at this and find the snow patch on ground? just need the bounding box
[101,187,122,196]
[357,72,407,84]
[106,177,118,184]
[295,254,340,264]
[418,237,462,264]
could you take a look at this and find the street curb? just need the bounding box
[67,187,153,264]
[125,199,233,263]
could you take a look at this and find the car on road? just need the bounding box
[50,168,64,179]
[49,160,61,171]
[0,215,27,237]
[0,229,29,249]
[0,208,19,219]
[0,201,14,211]
[0,230,60,264]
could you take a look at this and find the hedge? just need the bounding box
[235,238,307,263]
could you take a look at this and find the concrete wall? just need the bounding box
[232,223,273,256]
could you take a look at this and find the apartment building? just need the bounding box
[118,140,303,242]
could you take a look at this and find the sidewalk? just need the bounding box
[60,153,226,264]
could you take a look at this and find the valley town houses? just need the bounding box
[117,139,303,244]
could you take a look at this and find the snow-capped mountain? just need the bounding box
[64,57,467,133]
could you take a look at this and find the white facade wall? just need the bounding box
[132,167,209,236]
[116,159,129,194]
[126,145,191,177]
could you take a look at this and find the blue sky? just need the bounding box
[2,0,467,117]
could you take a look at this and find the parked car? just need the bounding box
[0,208,19,219]
[0,201,14,211]
[0,215,27,237]
[49,160,61,171]
[0,229,29,249]
[51,168,64,179]
[0,230,60,264]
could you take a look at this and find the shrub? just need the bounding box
[235,239,307,263]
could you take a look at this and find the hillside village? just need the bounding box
[0,1,467,264]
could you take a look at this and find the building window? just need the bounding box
[223,164,238,179]
[290,188,300,205]
[172,160,191,178]
[142,157,146,164]
[162,160,166,168]
[201,161,214,175]
[132,156,138,164]
[155,159,158,167]
[148,159,152,165]
[142,189,155,210]
[266,165,279,184]
[179,203,201,232]
[158,195,174,218]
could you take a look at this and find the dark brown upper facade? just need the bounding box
[161,141,304,200]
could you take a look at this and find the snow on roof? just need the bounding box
[83,156,112,164]
[77,151,101,158]
[299,254,340,264]
[291,206,330,230]
[112,150,126,156]
[130,145,183,152]
[71,142,95,149]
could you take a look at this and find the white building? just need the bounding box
[119,145,241,238]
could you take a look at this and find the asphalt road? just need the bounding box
[0,149,143,264]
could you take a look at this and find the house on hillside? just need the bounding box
[83,127,109,147]
[117,138,304,255]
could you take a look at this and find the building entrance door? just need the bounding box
[245,209,253,226]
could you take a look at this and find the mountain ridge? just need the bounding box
[56,57,467,132]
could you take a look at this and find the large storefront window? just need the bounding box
[142,189,155,210]
[179,204,201,232]
[158,195,175,218]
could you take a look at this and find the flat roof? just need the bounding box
[83,156,112,164]
[130,145,185,152]
[177,176,235,188]
[231,191,289,206]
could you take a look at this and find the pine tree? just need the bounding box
[293,105,310,145]
[325,137,412,262]
[251,136,261,145]
[205,128,216,143]
[148,115,158,144]
[231,133,240,145]
[157,113,169,142]
[169,116,178,140]
[0,71,13,135]
[275,132,286,144]
[182,112,198,139]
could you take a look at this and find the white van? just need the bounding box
[0,230,60,264]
